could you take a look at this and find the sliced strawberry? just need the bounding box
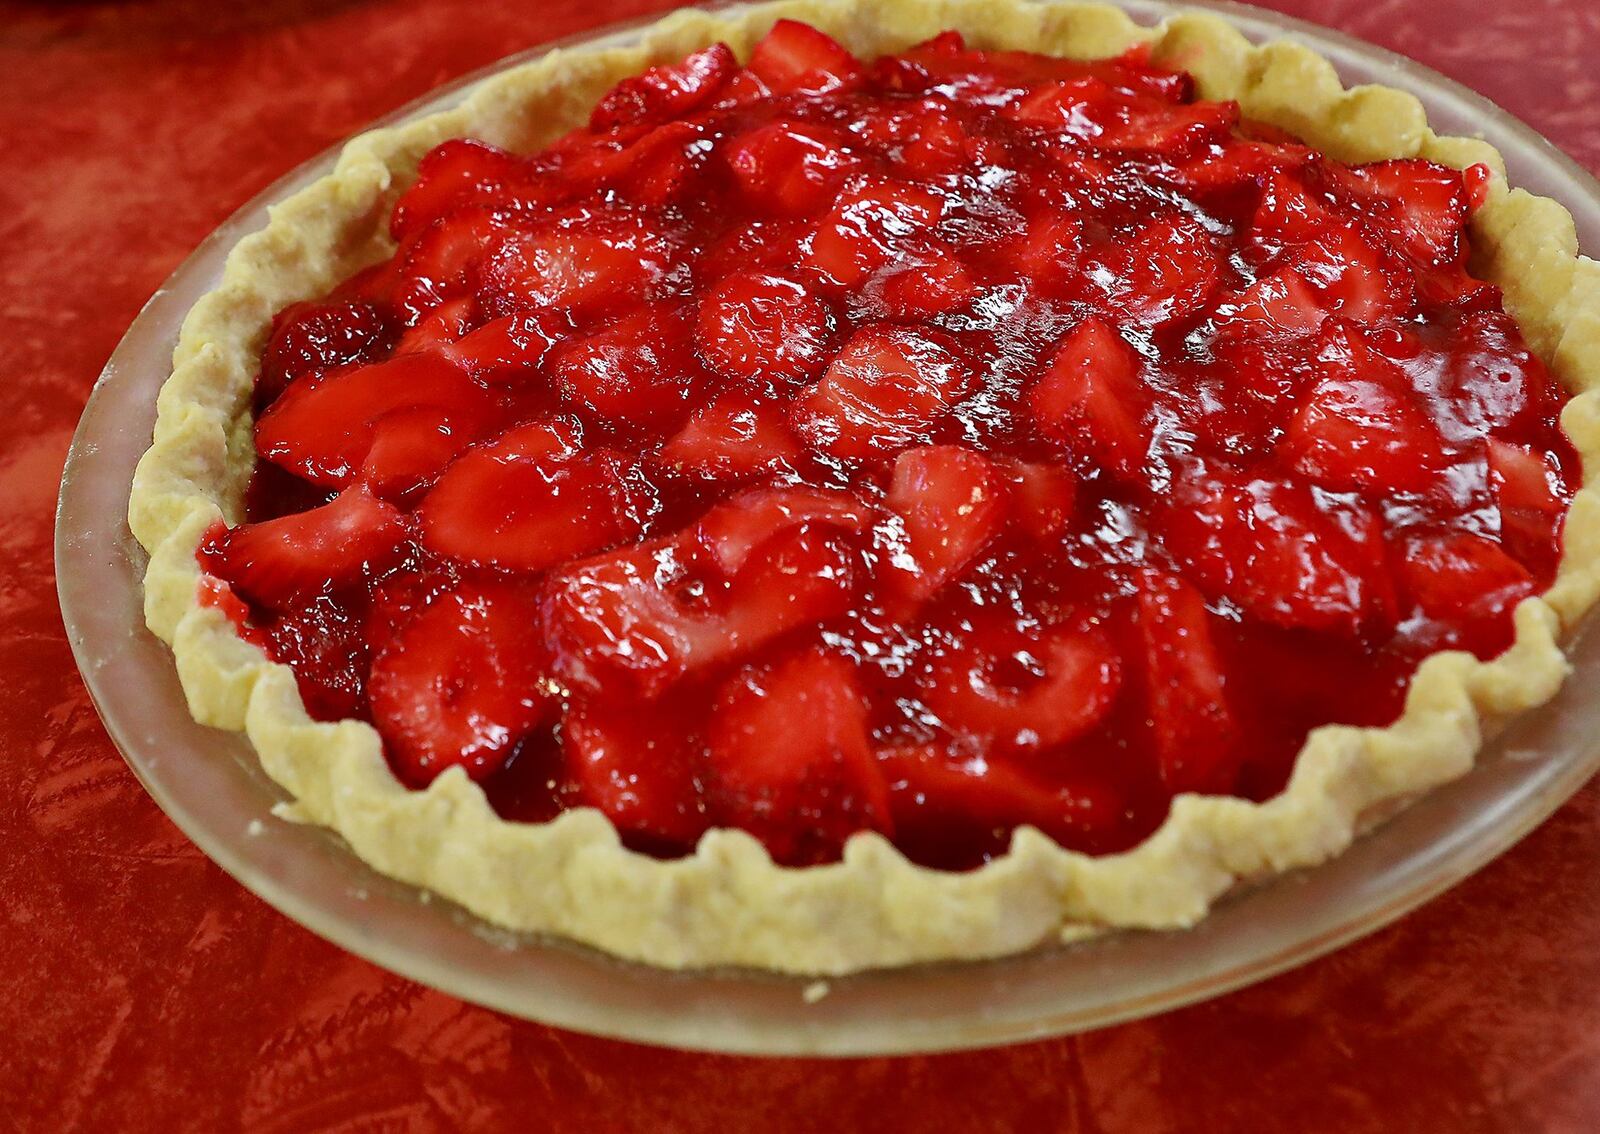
[1441,311,1550,433]
[394,297,476,356]
[1394,528,1535,625]
[1134,569,1239,795]
[1001,211,1084,295]
[211,485,408,607]
[358,406,483,503]
[874,251,978,319]
[920,617,1123,753]
[790,324,975,461]
[560,120,707,209]
[546,302,703,430]
[544,528,858,696]
[1488,438,1568,563]
[563,699,711,848]
[805,177,946,287]
[438,307,569,383]
[1279,322,1451,495]
[884,445,1008,601]
[722,118,864,216]
[1291,225,1415,324]
[1166,137,1311,195]
[368,582,555,786]
[476,208,672,324]
[695,271,832,387]
[707,647,890,865]
[590,42,736,131]
[1251,169,1339,243]
[1004,77,1113,135]
[853,98,970,178]
[1332,158,1469,267]
[745,19,863,95]
[1103,215,1224,325]
[997,458,1078,543]
[417,418,645,571]
[1214,268,1327,338]
[392,208,508,322]
[390,139,548,243]
[694,485,872,576]
[657,392,803,480]
[258,299,394,406]
[879,743,1129,853]
[1095,96,1239,157]
[1027,317,1152,478]
[255,351,495,486]
[1164,470,1397,635]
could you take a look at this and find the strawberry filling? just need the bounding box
[198,24,1580,869]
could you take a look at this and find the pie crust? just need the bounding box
[128,0,1600,974]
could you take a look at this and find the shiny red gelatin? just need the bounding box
[198,22,1579,869]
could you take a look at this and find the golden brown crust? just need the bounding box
[128,0,1600,974]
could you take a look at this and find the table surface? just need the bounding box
[5,0,1600,1129]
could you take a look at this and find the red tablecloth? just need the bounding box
[5,1,1599,1128]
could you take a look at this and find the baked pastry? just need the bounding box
[129,0,1600,974]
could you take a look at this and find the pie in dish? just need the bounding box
[128,0,1600,974]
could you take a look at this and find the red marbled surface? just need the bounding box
[3,1,1599,1129]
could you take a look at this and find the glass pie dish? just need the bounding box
[55,0,1600,1055]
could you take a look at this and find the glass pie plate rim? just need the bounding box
[54,0,1600,1057]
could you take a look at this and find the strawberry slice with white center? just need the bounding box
[1134,569,1240,795]
[589,42,736,131]
[1004,76,1114,135]
[417,418,647,572]
[255,351,496,486]
[476,208,672,324]
[1488,438,1568,563]
[1331,158,1469,267]
[997,458,1079,543]
[695,271,833,388]
[920,617,1123,753]
[694,485,873,575]
[790,324,976,461]
[546,302,704,430]
[883,445,1009,602]
[368,582,555,786]
[745,18,863,95]
[1394,528,1535,626]
[722,118,864,216]
[563,699,711,849]
[657,392,803,480]
[1164,470,1397,635]
[1279,322,1451,495]
[805,177,946,288]
[211,485,409,608]
[707,647,891,865]
[1027,317,1153,479]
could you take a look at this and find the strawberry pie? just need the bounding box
[131,1,1600,973]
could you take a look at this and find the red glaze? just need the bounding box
[199,24,1579,868]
